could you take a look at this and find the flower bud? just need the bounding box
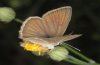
[48,46,69,61]
[0,7,16,23]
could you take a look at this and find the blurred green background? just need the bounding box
[0,0,100,65]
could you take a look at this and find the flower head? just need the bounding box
[21,41,49,56]
[48,46,69,61]
[0,7,15,23]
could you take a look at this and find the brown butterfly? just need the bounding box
[19,6,81,49]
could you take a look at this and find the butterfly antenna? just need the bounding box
[64,43,81,51]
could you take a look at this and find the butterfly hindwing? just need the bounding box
[42,34,81,46]
[21,34,81,49]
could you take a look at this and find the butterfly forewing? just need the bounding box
[20,6,72,39]
[19,17,48,38]
[42,6,72,37]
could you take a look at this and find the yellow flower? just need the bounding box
[21,41,49,55]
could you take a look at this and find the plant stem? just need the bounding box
[64,55,89,65]
[14,18,23,23]
[61,43,95,63]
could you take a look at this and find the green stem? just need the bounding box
[65,55,89,65]
[65,59,81,65]
[61,43,95,63]
[14,18,23,23]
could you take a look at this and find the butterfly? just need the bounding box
[19,6,81,51]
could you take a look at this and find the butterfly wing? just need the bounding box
[19,6,72,38]
[42,6,72,37]
[22,34,81,49]
[43,34,81,46]
[19,17,48,39]
[23,37,55,49]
